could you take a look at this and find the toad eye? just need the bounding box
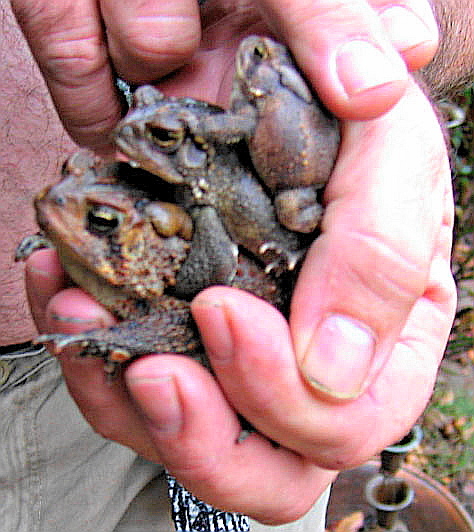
[253,43,268,61]
[146,126,184,151]
[87,205,122,236]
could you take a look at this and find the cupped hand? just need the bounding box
[193,78,455,468]
[24,74,455,523]
[24,255,337,524]
[10,0,438,151]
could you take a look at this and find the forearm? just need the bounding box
[422,0,474,98]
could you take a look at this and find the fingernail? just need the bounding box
[26,249,65,281]
[128,374,183,434]
[191,296,233,363]
[380,6,436,52]
[300,315,376,399]
[27,266,65,282]
[50,313,98,325]
[336,40,406,97]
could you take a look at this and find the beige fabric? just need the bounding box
[0,350,328,532]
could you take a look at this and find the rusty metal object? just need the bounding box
[327,461,474,532]
[365,474,414,529]
[380,426,423,476]
[359,426,422,530]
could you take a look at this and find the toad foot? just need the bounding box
[259,242,306,273]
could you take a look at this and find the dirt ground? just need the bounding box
[416,351,474,518]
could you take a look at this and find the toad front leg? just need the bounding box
[173,206,239,298]
[37,297,203,375]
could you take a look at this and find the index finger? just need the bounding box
[10,0,202,151]
[11,0,121,152]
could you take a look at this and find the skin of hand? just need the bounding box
[15,0,452,524]
[9,0,439,152]
[24,68,455,524]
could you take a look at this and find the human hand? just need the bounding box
[24,74,455,523]
[10,0,438,152]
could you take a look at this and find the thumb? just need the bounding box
[290,78,452,398]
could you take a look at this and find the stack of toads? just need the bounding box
[17,35,340,375]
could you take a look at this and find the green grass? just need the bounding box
[414,87,474,507]
[421,383,474,482]
[447,85,474,357]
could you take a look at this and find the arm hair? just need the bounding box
[422,0,474,98]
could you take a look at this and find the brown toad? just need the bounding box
[17,150,288,373]
[114,85,305,277]
[231,35,340,233]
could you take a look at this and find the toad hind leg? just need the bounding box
[274,187,324,234]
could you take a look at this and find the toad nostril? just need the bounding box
[52,194,66,206]
[120,125,136,139]
[122,125,132,136]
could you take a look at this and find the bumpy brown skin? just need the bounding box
[230,36,340,233]
[114,85,305,276]
[18,150,287,373]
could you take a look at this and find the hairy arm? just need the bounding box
[423,0,474,98]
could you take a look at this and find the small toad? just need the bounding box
[231,35,340,233]
[17,150,287,373]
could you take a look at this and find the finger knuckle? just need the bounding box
[114,17,199,65]
[283,0,373,39]
[337,230,430,308]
